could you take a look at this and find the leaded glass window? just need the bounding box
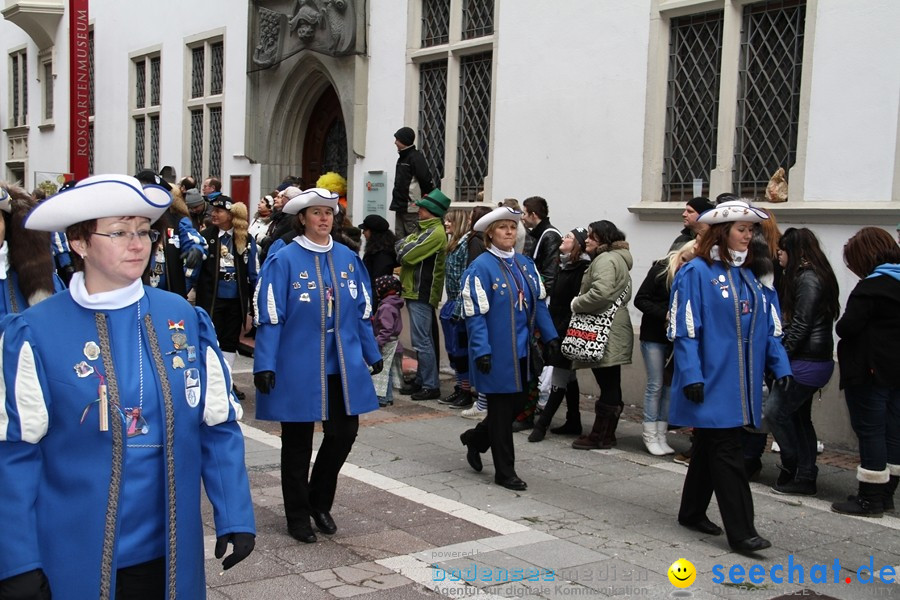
[462,0,493,40]
[135,59,146,109]
[150,56,161,106]
[419,59,447,186]
[10,51,28,127]
[210,42,224,95]
[134,116,145,173]
[422,0,450,47]
[734,0,806,199]
[456,52,492,202]
[663,10,723,202]
[150,115,160,172]
[190,109,204,179]
[208,106,222,179]
[43,62,53,120]
[191,47,205,98]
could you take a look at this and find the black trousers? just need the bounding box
[467,391,524,482]
[281,375,359,526]
[116,557,165,600]
[678,427,757,544]
[590,365,622,408]
[212,297,243,353]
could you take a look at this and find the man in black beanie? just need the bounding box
[670,196,715,250]
[391,126,435,237]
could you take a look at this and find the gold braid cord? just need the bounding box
[7,283,17,314]
[94,313,123,600]
[143,313,179,598]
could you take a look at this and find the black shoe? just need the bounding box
[439,388,463,405]
[232,385,246,401]
[312,511,337,534]
[511,419,534,433]
[744,457,762,481]
[399,382,422,395]
[528,425,547,443]
[550,421,582,436]
[287,520,317,544]
[411,387,440,401]
[451,392,474,409]
[237,342,254,358]
[496,476,527,491]
[679,517,723,536]
[730,536,772,554]
[460,431,482,472]
[776,463,795,487]
[772,478,817,496]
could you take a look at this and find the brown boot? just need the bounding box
[572,403,618,450]
[598,404,623,448]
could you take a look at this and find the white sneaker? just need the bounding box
[817,440,825,454]
[771,440,780,453]
[461,405,487,420]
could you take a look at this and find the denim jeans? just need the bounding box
[407,300,439,389]
[844,384,900,472]
[640,341,671,422]
[764,379,819,481]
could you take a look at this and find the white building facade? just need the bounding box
[2,0,899,444]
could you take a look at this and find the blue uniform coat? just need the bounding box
[667,258,791,428]
[254,239,381,422]
[0,287,254,599]
[460,251,558,394]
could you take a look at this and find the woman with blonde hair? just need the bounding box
[196,196,259,399]
[439,209,475,407]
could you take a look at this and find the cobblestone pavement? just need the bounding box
[204,355,897,599]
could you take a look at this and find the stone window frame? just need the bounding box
[37,48,54,127]
[8,46,28,129]
[634,0,897,224]
[407,0,498,202]
[129,46,162,174]
[184,30,225,181]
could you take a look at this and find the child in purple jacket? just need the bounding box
[373,275,405,406]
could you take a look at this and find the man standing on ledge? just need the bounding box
[390,127,435,237]
[396,188,450,400]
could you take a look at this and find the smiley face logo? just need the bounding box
[668,558,696,588]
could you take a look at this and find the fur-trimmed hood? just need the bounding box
[1,183,56,307]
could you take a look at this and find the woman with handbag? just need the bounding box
[668,200,791,553]
[569,220,634,450]
[458,206,558,490]
[528,227,591,442]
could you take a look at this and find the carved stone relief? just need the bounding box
[252,7,285,69]
[252,0,360,68]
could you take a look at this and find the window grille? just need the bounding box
[43,62,53,120]
[190,109,203,179]
[456,52,492,202]
[210,42,224,95]
[663,10,723,202]
[150,56,161,106]
[322,119,348,177]
[150,115,160,172]
[209,106,222,179]
[134,116,145,173]
[418,59,447,186]
[191,47,205,98]
[22,57,27,125]
[135,59,146,109]
[421,0,450,47]
[462,0,493,40]
[11,55,19,126]
[734,0,806,199]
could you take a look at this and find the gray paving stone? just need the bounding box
[502,539,610,571]
[214,574,332,599]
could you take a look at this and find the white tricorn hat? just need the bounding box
[697,200,768,225]
[0,187,10,213]
[473,206,523,232]
[283,187,339,215]
[24,174,171,232]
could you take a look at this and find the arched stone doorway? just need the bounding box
[303,86,347,188]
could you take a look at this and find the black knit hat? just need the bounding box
[394,127,415,147]
[374,274,402,299]
[686,196,714,215]
[569,227,588,251]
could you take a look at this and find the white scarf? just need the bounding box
[296,235,334,253]
[488,246,515,259]
[711,245,748,266]
[70,271,145,310]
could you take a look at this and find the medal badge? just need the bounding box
[186,345,197,362]
[171,332,188,350]
[83,341,101,361]
[74,361,94,378]
[173,356,185,369]
[184,368,201,408]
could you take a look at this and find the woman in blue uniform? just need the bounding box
[253,188,383,544]
[668,200,791,554]
[458,206,559,491]
[0,174,255,600]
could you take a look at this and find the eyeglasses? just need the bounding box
[91,230,160,244]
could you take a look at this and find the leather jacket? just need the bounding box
[523,219,562,295]
[781,268,834,360]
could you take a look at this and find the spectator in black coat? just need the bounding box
[390,127,434,237]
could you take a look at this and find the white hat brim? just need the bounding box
[474,206,523,232]
[697,201,768,225]
[283,188,339,215]
[25,174,171,231]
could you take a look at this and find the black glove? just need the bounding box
[776,374,793,392]
[253,371,276,394]
[370,360,384,375]
[0,568,52,599]
[181,247,205,269]
[475,355,492,374]
[544,339,561,364]
[683,382,704,404]
[215,532,255,570]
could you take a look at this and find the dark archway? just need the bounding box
[302,86,347,188]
